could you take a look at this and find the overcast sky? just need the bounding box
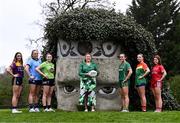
[0,0,132,67]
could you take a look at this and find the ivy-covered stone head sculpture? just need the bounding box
[44,8,156,111]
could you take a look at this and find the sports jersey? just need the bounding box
[40,61,55,79]
[119,61,131,81]
[26,58,42,80]
[10,62,24,78]
[150,64,165,88]
[135,62,149,86]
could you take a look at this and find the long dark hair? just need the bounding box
[46,53,53,61]
[154,55,162,65]
[137,53,145,61]
[46,52,52,57]
[12,52,23,65]
[119,53,127,58]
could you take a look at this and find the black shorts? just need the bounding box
[42,79,55,86]
[136,83,146,88]
[12,77,23,86]
[29,79,42,85]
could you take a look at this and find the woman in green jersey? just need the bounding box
[118,53,132,112]
[36,53,55,112]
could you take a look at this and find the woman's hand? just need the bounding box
[85,73,91,77]
[122,79,127,83]
[43,75,49,79]
[138,76,144,79]
[13,74,19,78]
[30,76,35,80]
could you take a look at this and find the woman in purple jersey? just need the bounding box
[7,52,24,113]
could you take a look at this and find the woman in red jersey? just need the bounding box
[151,55,167,112]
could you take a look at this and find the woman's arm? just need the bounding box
[79,64,86,77]
[123,68,133,82]
[6,66,18,77]
[36,66,48,79]
[139,67,150,79]
[25,65,34,79]
[159,69,167,81]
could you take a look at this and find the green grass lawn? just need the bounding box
[0,109,180,123]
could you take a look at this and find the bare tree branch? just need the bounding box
[42,0,108,16]
[64,0,78,11]
[81,0,104,9]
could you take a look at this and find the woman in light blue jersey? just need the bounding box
[25,50,42,112]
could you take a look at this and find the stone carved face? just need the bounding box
[56,40,121,111]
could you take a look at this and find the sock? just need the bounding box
[47,105,51,109]
[43,106,47,109]
[29,104,33,109]
[12,106,17,109]
[156,107,162,111]
[34,103,39,109]
[141,106,146,111]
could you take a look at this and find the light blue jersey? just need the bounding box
[27,58,42,80]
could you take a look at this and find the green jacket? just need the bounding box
[79,60,98,78]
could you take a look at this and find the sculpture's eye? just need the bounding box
[64,85,77,94]
[77,41,93,56]
[98,87,116,95]
[102,42,117,57]
[59,40,71,57]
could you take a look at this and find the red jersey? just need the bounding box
[151,65,165,82]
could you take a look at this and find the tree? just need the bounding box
[166,12,180,42]
[127,0,180,73]
[44,8,156,63]
[41,0,112,17]
[127,0,180,48]
[127,0,180,109]
[36,0,112,58]
[159,12,180,74]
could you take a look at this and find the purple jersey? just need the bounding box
[10,62,24,78]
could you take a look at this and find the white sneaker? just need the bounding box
[48,108,55,112]
[44,108,49,112]
[154,110,161,112]
[84,109,88,112]
[91,109,95,112]
[34,108,40,112]
[29,108,36,112]
[121,109,129,112]
[12,109,22,113]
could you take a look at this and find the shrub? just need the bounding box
[170,75,180,104]
[44,8,156,64]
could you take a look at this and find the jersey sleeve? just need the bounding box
[142,63,148,71]
[94,63,99,76]
[26,59,32,68]
[10,63,15,69]
[126,62,131,70]
[78,63,85,78]
[39,62,46,69]
[159,65,165,73]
